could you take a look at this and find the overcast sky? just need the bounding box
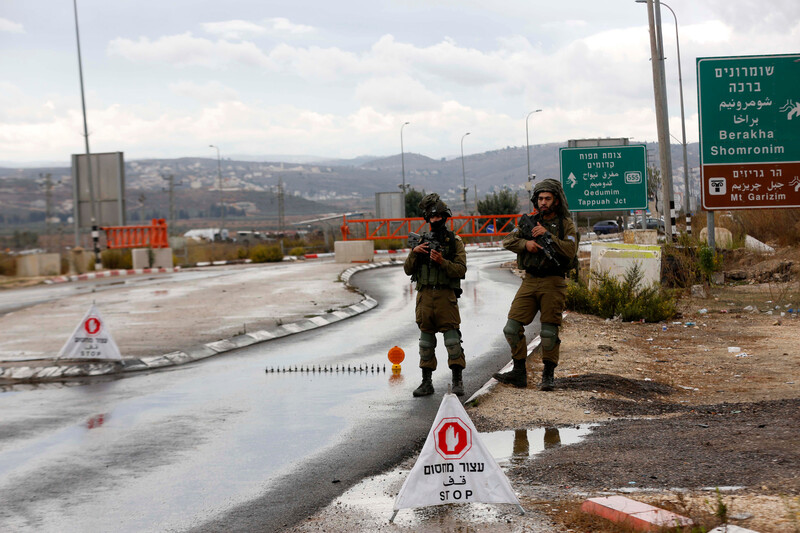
[1,0,798,165]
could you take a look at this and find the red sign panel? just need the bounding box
[434,417,472,460]
[84,316,102,336]
[702,162,800,209]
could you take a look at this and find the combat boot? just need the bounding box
[451,366,464,397]
[540,361,557,391]
[413,368,434,397]
[493,358,527,388]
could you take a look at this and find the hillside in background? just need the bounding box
[0,141,701,230]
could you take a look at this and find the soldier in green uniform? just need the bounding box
[495,179,577,391]
[403,193,467,397]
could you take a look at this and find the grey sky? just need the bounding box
[1,0,798,164]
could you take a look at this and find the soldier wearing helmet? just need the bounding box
[495,179,577,391]
[403,193,468,397]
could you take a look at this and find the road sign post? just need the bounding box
[559,145,648,212]
[697,53,800,210]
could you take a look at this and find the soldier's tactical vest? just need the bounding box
[412,229,462,293]
[517,215,569,277]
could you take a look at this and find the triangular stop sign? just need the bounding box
[56,304,122,361]
[391,393,523,521]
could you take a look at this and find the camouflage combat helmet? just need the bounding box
[532,179,570,217]
[418,193,452,222]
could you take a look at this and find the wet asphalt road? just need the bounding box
[0,269,251,316]
[0,251,539,532]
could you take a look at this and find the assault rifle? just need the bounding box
[517,214,561,267]
[407,231,443,254]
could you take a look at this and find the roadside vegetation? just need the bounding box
[566,263,677,322]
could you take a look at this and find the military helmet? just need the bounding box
[418,193,452,221]
[532,178,570,216]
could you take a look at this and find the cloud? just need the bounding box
[201,20,266,40]
[200,18,315,40]
[0,17,24,33]
[168,81,239,102]
[108,32,271,68]
[268,43,363,81]
[702,0,800,32]
[355,76,443,112]
[265,18,315,35]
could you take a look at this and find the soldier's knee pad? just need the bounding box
[419,331,437,361]
[503,319,524,348]
[540,322,560,352]
[443,329,463,359]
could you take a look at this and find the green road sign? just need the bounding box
[559,145,647,212]
[697,53,800,210]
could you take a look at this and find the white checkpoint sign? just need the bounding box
[57,304,122,361]
[392,393,522,520]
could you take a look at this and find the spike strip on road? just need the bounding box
[264,364,388,374]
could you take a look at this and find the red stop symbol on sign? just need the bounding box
[433,417,472,460]
[84,317,101,336]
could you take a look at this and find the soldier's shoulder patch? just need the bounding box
[567,235,576,242]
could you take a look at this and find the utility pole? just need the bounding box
[138,193,146,224]
[161,173,181,235]
[645,0,675,240]
[41,173,53,246]
[400,121,410,218]
[460,132,470,214]
[277,178,285,234]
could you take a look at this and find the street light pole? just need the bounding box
[637,0,691,235]
[460,132,471,213]
[72,0,101,271]
[209,144,225,239]
[525,109,542,182]
[400,121,410,218]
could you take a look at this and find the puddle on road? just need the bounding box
[481,425,596,466]
[291,425,597,531]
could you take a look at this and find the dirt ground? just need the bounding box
[287,247,800,533]
[466,247,800,532]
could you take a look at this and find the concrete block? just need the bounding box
[16,253,61,277]
[691,284,710,298]
[69,247,93,274]
[151,248,173,268]
[581,496,693,531]
[131,248,171,269]
[334,240,374,263]
[131,248,151,269]
[699,227,733,248]
[623,229,658,245]
[589,242,662,289]
[744,234,774,253]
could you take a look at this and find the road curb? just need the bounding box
[46,266,182,284]
[581,495,693,531]
[0,261,402,384]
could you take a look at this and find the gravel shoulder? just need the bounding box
[286,250,800,533]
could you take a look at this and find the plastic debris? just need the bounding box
[698,308,708,314]
[728,347,741,353]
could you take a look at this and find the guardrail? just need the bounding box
[340,214,525,241]
[101,219,170,249]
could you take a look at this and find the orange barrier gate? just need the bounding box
[101,218,170,249]
[340,213,528,241]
